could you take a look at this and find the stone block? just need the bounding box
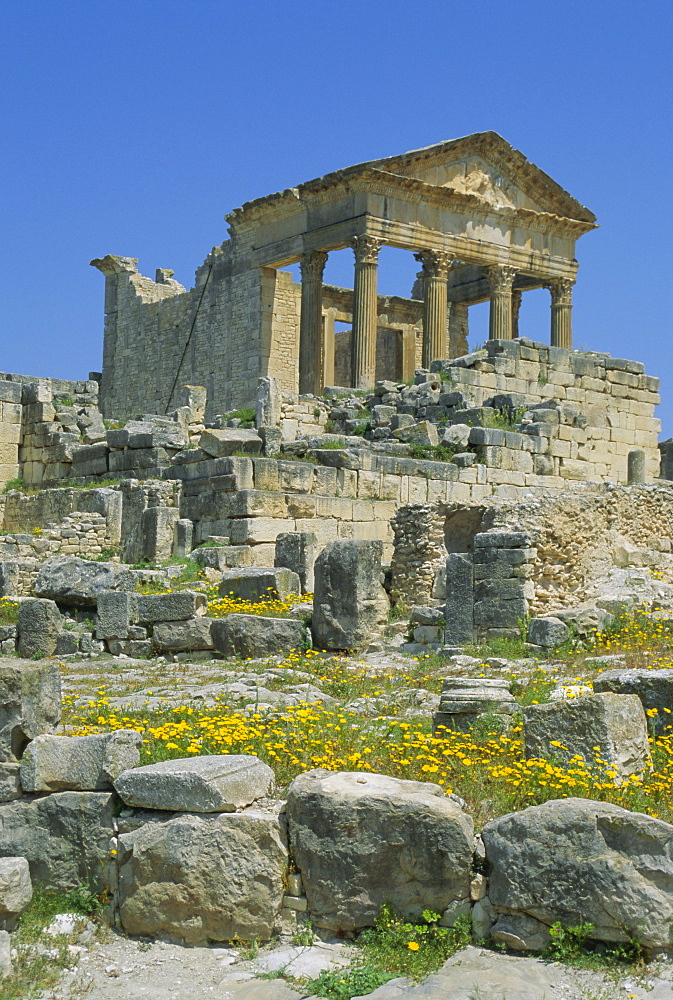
[20,730,142,792]
[96,590,136,640]
[211,613,305,659]
[527,617,570,648]
[286,769,473,931]
[0,661,61,762]
[278,461,315,493]
[17,599,62,658]
[0,857,32,931]
[115,755,274,813]
[473,597,528,628]
[215,490,288,518]
[312,539,389,650]
[135,591,207,623]
[256,376,282,427]
[0,791,114,891]
[193,545,249,571]
[275,531,318,593]
[0,764,21,802]
[483,798,673,949]
[152,617,215,653]
[117,805,287,944]
[0,562,20,597]
[34,555,138,607]
[55,631,78,655]
[174,518,193,559]
[218,567,301,602]
[393,420,439,447]
[445,552,474,646]
[229,517,296,544]
[141,505,180,562]
[0,381,22,405]
[594,668,673,734]
[523,693,650,780]
[199,428,262,457]
[434,678,516,734]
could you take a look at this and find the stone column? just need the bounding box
[299,250,328,395]
[547,278,574,349]
[414,250,453,368]
[511,289,523,339]
[350,235,381,390]
[485,265,517,341]
[449,302,469,358]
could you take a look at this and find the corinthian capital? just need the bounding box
[300,250,328,282]
[350,235,381,265]
[546,277,575,307]
[485,264,517,294]
[413,249,454,279]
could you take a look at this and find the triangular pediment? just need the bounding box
[364,132,596,224]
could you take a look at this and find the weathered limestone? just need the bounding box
[219,567,301,603]
[594,667,673,734]
[114,755,274,813]
[299,251,328,396]
[116,806,287,944]
[445,552,474,645]
[483,798,673,949]
[312,539,389,650]
[152,617,215,653]
[34,555,138,607]
[527,616,570,648]
[0,791,115,891]
[523,693,650,780]
[20,730,142,792]
[486,265,516,341]
[433,678,516,733]
[17,598,62,658]
[415,250,453,368]
[0,662,61,761]
[548,277,574,349]
[0,857,32,930]
[199,429,262,458]
[286,769,473,931]
[274,531,318,593]
[350,235,380,390]
[256,376,282,428]
[211,613,305,659]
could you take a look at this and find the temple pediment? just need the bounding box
[367,132,596,224]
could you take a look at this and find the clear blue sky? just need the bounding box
[2,2,672,436]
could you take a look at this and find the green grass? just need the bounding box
[482,406,527,430]
[408,442,463,463]
[222,407,256,427]
[4,886,105,1000]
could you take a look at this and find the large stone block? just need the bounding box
[0,661,61,761]
[218,567,301,602]
[483,798,673,949]
[312,539,389,650]
[199,428,262,458]
[96,590,135,640]
[211,614,305,659]
[523,693,650,780]
[274,531,318,593]
[135,591,207,623]
[17,599,62,658]
[0,857,32,931]
[0,791,114,891]
[20,730,142,792]
[117,806,287,944]
[527,616,570,648]
[444,552,473,645]
[286,769,473,931]
[34,555,138,607]
[141,506,180,562]
[152,617,215,653]
[594,667,673,734]
[115,754,274,812]
[256,376,282,428]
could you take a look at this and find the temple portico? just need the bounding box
[92,132,596,416]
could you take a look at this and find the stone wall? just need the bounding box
[92,252,425,420]
[390,482,673,634]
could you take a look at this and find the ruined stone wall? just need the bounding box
[431,340,661,482]
[390,483,673,619]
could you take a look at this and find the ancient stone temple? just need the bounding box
[91,132,596,420]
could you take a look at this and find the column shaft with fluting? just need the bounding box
[485,264,517,341]
[350,235,381,390]
[549,278,574,349]
[415,250,452,368]
[299,251,328,395]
